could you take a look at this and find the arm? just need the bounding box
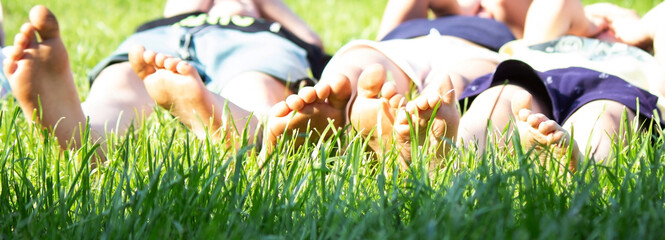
[254,0,323,49]
[376,0,461,40]
[600,2,665,51]
[523,0,607,44]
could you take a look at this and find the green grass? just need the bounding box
[2,0,665,239]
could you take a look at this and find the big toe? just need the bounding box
[357,64,386,98]
[270,101,292,118]
[129,46,155,79]
[29,5,60,40]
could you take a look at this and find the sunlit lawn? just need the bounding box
[1,0,664,238]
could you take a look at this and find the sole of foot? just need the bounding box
[511,90,578,172]
[349,64,406,154]
[4,5,86,149]
[265,73,352,151]
[394,72,459,170]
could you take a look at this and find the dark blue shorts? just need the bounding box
[460,60,661,124]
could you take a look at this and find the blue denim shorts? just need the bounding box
[88,24,313,94]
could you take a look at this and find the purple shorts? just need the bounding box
[460,60,660,124]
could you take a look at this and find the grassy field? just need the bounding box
[2,0,665,239]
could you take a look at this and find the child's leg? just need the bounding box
[644,3,665,95]
[394,70,459,169]
[219,72,293,115]
[163,0,213,17]
[320,47,412,150]
[265,73,351,150]
[511,90,580,172]
[5,6,97,150]
[350,64,406,154]
[82,62,155,138]
[266,51,404,153]
[638,2,665,46]
[457,84,551,151]
[655,27,665,96]
[130,47,269,144]
[5,6,155,161]
[560,100,636,165]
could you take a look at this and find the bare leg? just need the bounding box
[457,84,550,151]
[511,90,580,172]
[163,0,213,17]
[653,22,665,97]
[3,5,89,149]
[561,100,636,165]
[394,72,459,169]
[129,47,258,143]
[82,62,155,137]
[265,73,351,149]
[349,64,406,154]
[423,59,498,100]
[220,71,293,115]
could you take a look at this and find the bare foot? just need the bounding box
[511,90,579,172]
[3,5,87,149]
[265,73,351,149]
[394,73,459,170]
[129,46,246,142]
[349,64,406,154]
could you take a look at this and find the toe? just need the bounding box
[129,45,155,79]
[4,58,17,76]
[405,101,416,113]
[547,130,566,145]
[128,45,145,61]
[314,83,331,101]
[327,74,352,109]
[517,108,532,122]
[298,86,318,104]
[442,87,456,104]
[155,53,168,68]
[415,95,430,110]
[16,23,36,50]
[143,50,157,65]
[526,113,548,128]
[270,101,291,117]
[394,109,411,135]
[389,93,406,109]
[163,57,180,71]
[7,41,24,61]
[427,94,442,109]
[357,64,386,98]
[537,120,559,135]
[175,61,197,76]
[380,82,397,99]
[29,5,61,40]
[285,94,305,111]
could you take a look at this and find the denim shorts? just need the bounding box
[88,24,313,94]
